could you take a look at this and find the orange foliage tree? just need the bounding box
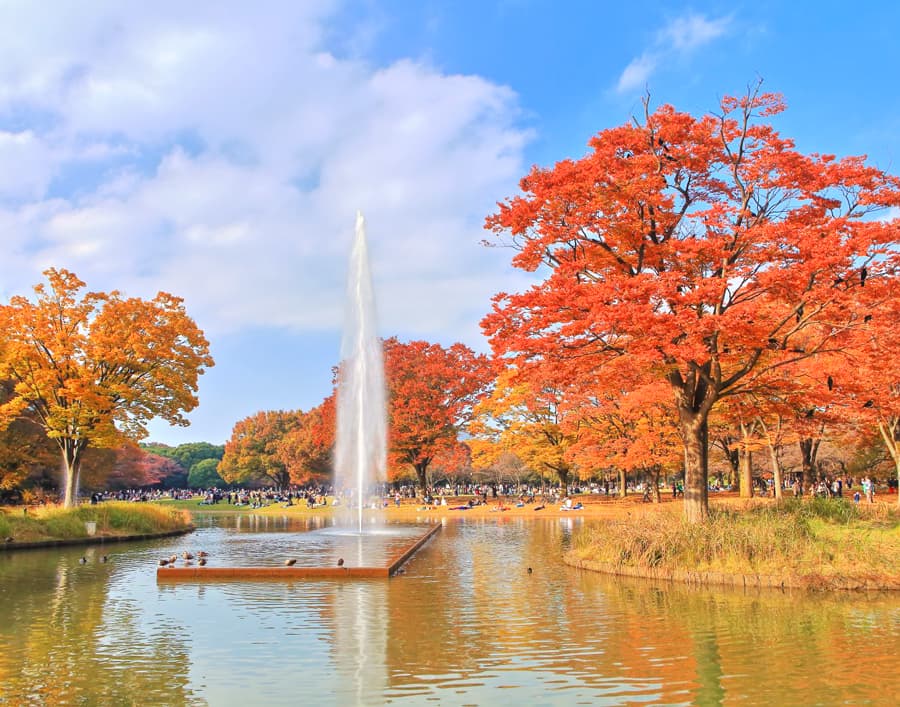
[219,410,299,487]
[383,337,493,493]
[482,86,900,522]
[0,269,213,506]
[566,362,681,500]
[80,445,182,490]
[469,368,580,492]
[839,279,900,504]
[0,381,57,492]
[279,395,336,486]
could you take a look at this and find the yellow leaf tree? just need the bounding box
[469,368,580,492]
[0,269,213,506]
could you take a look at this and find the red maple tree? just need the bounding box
[483,86,900,521]
[383,337,493,493]
[279,395,336,486]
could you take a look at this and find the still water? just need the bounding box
[0,515,897,705]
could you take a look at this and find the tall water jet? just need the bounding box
[335,211,387,532]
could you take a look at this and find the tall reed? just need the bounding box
[570,499,899,579]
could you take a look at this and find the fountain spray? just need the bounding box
[335,212,387,533]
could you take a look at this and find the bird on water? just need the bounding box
[337,558,344,567]
[285,559,297,566]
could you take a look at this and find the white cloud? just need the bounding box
[615,13,731,94]
[0,130,57,199]
[616,53,657,93]
[660,14,731,52]
[0,1,532,356]
[878,206,900,223]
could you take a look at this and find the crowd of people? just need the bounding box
[800,475,879,503]
[72,473,894,509]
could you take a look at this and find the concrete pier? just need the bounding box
[156,523,440,581]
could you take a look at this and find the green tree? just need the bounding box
[188,458,225,489]
[171,442,224,471]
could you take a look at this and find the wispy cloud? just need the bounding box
[616,53,657,93]
[878,206,900,223]
[616,13,732,93]
[660,14,731,52]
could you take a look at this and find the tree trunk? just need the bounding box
[738,448,753,499]
[876,417,900,508]
[737,421,754,498]
[62,440,83,508]
[670,366,716,523]
[714,436,739,489]
[799,437,820,494]
[680,414,710,523]
[756,416,784,500]
[414,462,429,497]
[652,466,661,503]
[552,465,571,496]
[765,443,783,500]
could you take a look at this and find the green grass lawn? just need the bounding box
[156,497,257,513]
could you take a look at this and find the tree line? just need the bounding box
[1,86,897,519]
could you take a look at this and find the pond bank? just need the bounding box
[0,502,194,551]
[0,526,195,552]
[565,498,900,591]
[564,556,900,591]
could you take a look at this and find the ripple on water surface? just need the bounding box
[0,516,898,705]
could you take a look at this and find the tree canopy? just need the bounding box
[219,410,298,487]
[483,87,900,521]
[188,458,225,489]
[384,337,494,493]
[0,269,213,506]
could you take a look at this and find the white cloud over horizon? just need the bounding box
[616,12,731,93]
[0,1,534,351]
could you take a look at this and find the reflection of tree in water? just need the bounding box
[0,549,196,704]
[2,522,894,703]
[381,519,898,703]
[382,519,673,699]
[590,574,898,705]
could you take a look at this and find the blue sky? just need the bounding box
[1,1,898,445]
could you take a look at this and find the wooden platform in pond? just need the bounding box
[157,523,440,581]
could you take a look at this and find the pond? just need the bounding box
[0,514,897,705]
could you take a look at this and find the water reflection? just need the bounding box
[0,544,198,704]
[0,516,897,705]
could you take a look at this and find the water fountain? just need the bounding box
[335,211,387,533]
[157,212,438,582]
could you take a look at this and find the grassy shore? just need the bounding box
[0,502,192,544]
[566,498,900,590]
